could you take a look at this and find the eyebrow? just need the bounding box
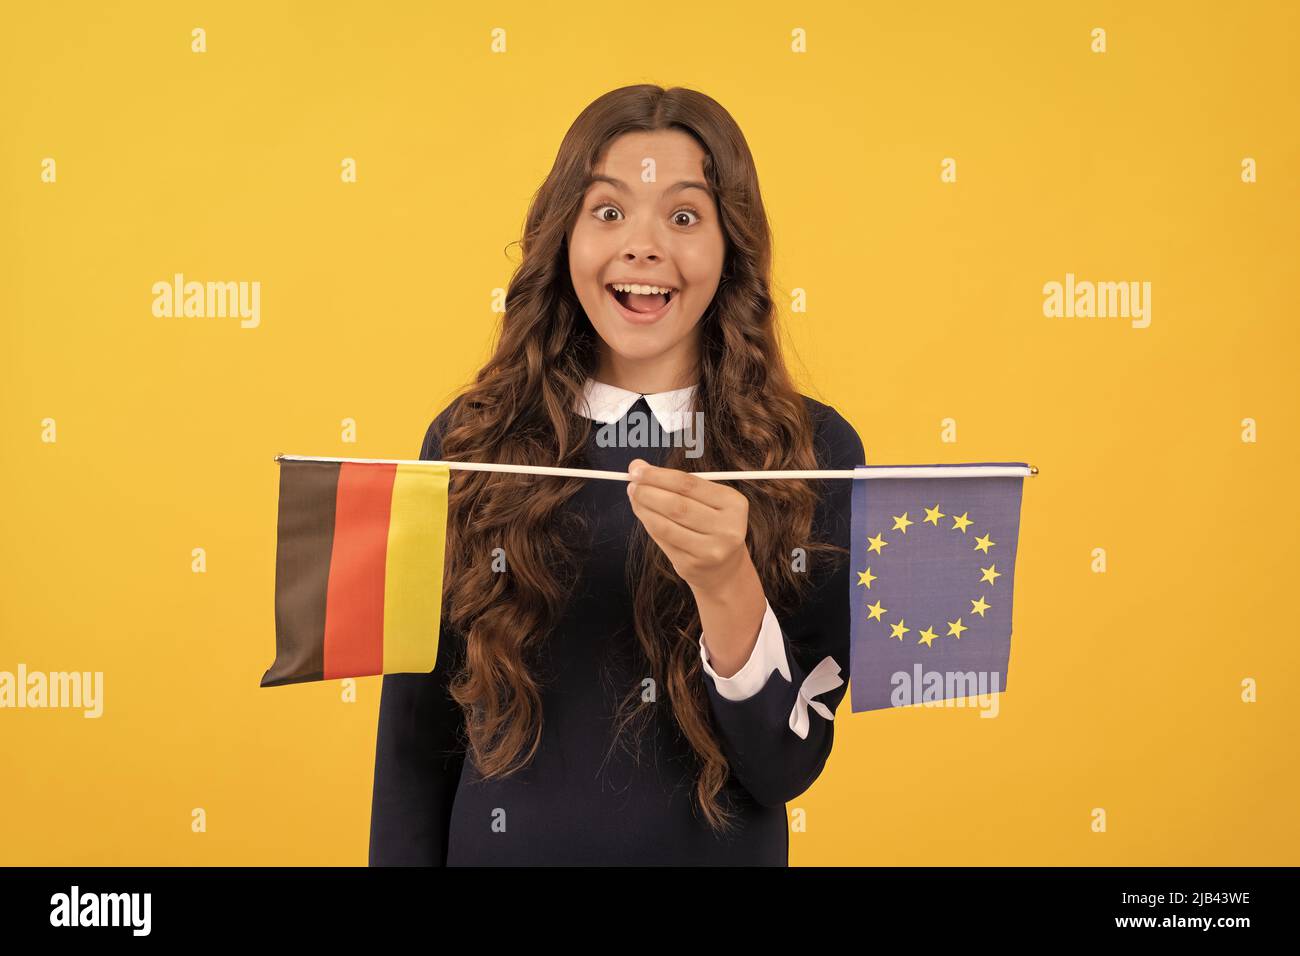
[586,174,712,198]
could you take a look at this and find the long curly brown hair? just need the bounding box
[436,84,844,832]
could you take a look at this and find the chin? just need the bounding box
[604,332,676,361]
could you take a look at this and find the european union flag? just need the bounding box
[848,463,1028,712]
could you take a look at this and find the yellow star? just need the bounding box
[866,599,887,622]
[924,504,945,525]
[889,619,910,641]
[917,626,940,647]
[891,512,913,534]
[973,533,995,554]
[866,532,888,554]
[979,564,1001,585]
[856,567,877,588]
[951,512,973,533]
[946,618,968,639]
[970,596,991,617]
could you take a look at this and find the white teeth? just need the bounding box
[610,282,676,296]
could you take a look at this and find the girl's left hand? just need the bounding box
[625,457,754,595]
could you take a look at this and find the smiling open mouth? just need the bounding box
[606,283,676,316]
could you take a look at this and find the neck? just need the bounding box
[594,340,699,394]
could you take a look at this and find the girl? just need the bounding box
[369,84,865,866]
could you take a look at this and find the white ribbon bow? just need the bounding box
[788,654,844,739]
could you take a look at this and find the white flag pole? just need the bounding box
[274,455,1037,481]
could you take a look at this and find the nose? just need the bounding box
[620,215,663,263]
[621,246,661,265]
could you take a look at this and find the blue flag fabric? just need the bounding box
[848,464,1027,711]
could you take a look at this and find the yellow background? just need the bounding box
[1,0,1296,865]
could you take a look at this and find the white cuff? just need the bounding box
[699,602,846,740]
[699,600,790,701]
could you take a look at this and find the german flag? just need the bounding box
[262,457,450,686]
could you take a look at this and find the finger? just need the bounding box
[628,481,718,535]
[629,493,711,559]
[626,458,731,509]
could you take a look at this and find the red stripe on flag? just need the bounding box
[322,462,397,679]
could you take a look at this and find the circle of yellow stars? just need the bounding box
[856,503,1001,649]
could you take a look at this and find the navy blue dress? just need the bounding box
[369,394,864,865]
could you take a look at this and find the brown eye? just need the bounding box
[593,204,622,222]
[673,208,701,227]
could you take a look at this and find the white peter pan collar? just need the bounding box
[575,378,698,432]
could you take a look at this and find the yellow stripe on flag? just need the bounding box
[382,463,449,674]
